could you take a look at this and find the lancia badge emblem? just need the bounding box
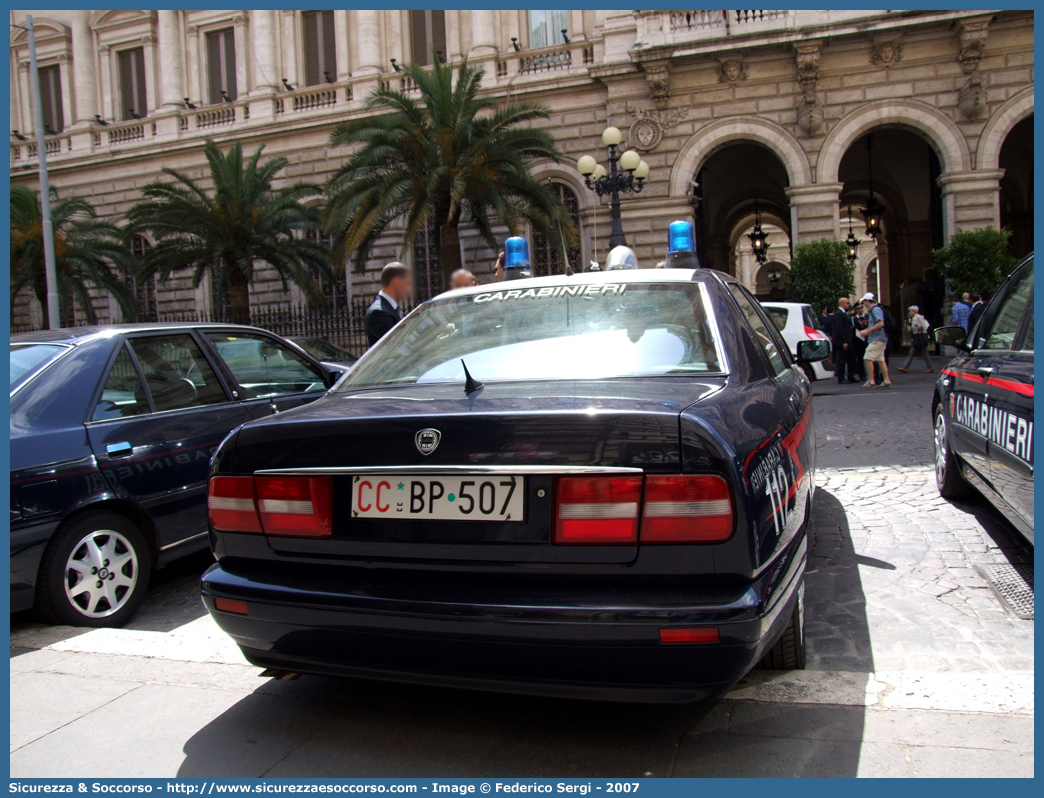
[415,428,441,456]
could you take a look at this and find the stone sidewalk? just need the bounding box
[9,462,1033,778]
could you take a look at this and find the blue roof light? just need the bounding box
[504,236,530,270]
[668,220,695,253]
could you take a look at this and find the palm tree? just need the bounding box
[128,140,332,325]
[10,185,138,325]
[325,58,575,283]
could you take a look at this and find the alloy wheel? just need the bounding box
[64,530,138,619]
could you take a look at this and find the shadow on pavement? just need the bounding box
[175,489,877,778]
[10,549,214,649]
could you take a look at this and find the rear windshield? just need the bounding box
[765,307,789,332]
[10,343,68,389]
[802,306,819,331]
[339,281,722,389]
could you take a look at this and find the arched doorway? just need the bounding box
[754,260,789,300]
[532,182,582,276]
[695,141,791,274]
[999,114,1033,259]
[838,128,944,325]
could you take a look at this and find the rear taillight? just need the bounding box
[805,326,826,340]
[208,476,262,533]
[554,476,642,544]
[256,476,333,537]
[207,475,332,537]
[642,475,733,543]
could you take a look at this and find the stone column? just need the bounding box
[140,34,157,115]
[185,25,200,107]
[937,170,1005,240]
[157,10,184,109]
[385,10,403,68]
[355,10,382,76]
[786,183,843,245]
[56,53,74,131]
[444,10,461,62]
[18,61,33,134]
[333,10,351,82]
[11,56,23,133]
[233,14,249,99]
[470,10,496,55]
[98,44,113,121]
[70,10,96,125]
[281,11,298,87]
[251,10,278,93]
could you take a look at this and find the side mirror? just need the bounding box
[797,338,831,363]
[933,325,968,351]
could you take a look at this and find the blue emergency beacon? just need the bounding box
[665,220,701,269]
[503,236,533,280]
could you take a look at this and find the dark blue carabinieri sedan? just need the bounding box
[202,269,830,701]
[10,323,338,627]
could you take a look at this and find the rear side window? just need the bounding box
[206,333,325,398]
[802,306,819,331]
[10,343,67,389]
[730,286,788,376]
[974,261,1033,350]
[765,307,788,332]
[128,335,228,412]
[92,346,150,421]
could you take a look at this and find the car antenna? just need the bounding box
[461,359,484,396]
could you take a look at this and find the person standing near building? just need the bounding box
[967,291,987,332]
[832,297,856,383]
[950,295,972,331]
[897,305,933,373]
[365,263,413,346]
[856,293,892,388]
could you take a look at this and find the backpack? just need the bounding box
[882,306,898,339]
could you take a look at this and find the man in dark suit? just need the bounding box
[967,291,986,333]
[365,262,413,346]
[832,296,856,383]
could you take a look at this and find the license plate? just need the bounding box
[351,475,525,522]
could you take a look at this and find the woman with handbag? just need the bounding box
[897,305,933,373]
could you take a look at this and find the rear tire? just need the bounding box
[760,581,806,670]
[35,511,151,628]
[934,404,970,499]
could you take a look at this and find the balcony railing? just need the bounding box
[496,40,595,82]
[637,10,893,48]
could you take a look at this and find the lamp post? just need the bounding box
[748,199,770,265]
[860,135,884,239]
[577,127,649,248]
[844,206,860,265]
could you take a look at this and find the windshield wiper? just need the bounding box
[461,359,484,396]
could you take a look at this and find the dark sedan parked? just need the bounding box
[202,268,830,702]
[932,253,1034,544]
[10,323,338,627]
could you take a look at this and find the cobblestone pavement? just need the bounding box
[9,370,1034,778]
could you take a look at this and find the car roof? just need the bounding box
[431,267,732,301]
[9,322,265,346]
[760,302,809,309]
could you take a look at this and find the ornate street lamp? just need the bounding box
[577,126,649,248]
[860,135,884,239]
[845,206,860,264]
[748,200,770,264]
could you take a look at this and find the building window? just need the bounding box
[38,64,64,133]
[118,48,148,120]
[302,10,336,86]
[528,10,568,48]
[413,220,442,303]
[206,29,237,104]
[410,10,447,66]
[127,236,157,321]
[532,183,581,277]
[306,229,347,311]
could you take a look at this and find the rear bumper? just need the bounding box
[202,537,805,703]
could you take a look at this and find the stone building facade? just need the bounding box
[10,9,1034,328]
